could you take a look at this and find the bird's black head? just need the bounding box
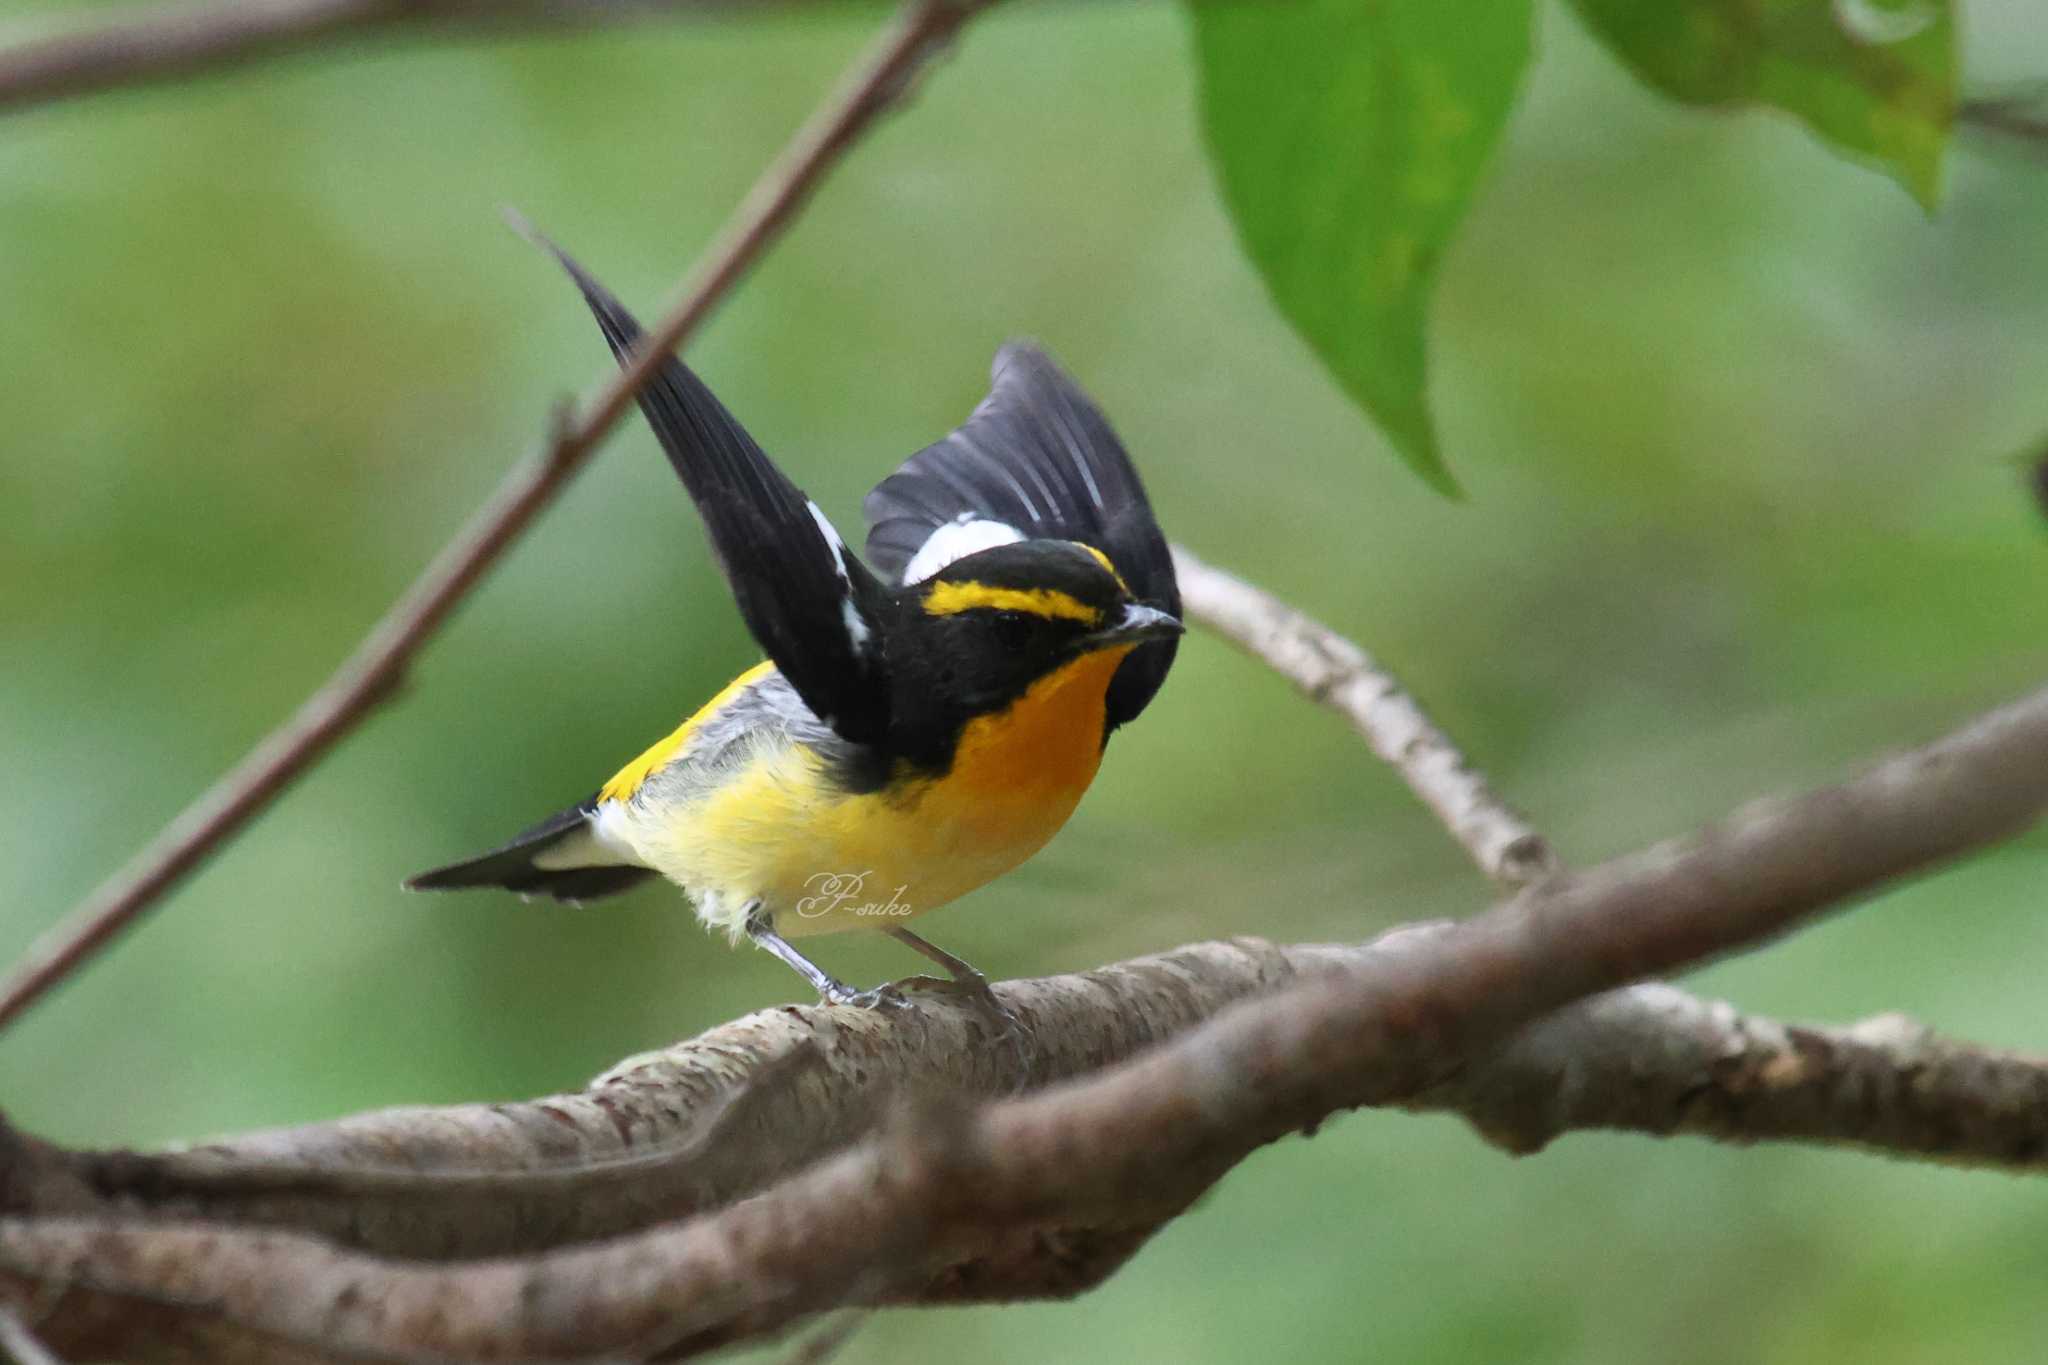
[881,539,1182,771]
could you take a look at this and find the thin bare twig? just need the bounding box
[1173,545,1559,885]
[0,0,987,1034]
[0,0,772,116]
[0,0,401,114]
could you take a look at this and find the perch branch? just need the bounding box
[0,0,987,1035]
[5,680,2047,1359]
[1173,546,1558,885]
[4,935,2046,1263]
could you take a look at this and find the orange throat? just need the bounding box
[941,643,1136,810]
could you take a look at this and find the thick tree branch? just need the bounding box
[0,0,768,116]
[0,0,987,1035]
[1173,547,1558,886]
[6,935,2046,1263]
[5,681,2047,1359]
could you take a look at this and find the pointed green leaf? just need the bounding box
[1188,0,1536,495]
[1570,0,1956,210]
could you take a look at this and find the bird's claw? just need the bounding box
[894,970,1020,1028]
[820,975,1025,1051]
[934,975,1028,1044]
[896,970,987,998]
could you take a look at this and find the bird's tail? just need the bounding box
[405,798,655,905]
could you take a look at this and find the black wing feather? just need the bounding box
[536,238,891,743]
[863,342,1178,729]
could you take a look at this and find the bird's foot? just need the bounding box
[909,972,1029,1050]
[820,980,911,1010]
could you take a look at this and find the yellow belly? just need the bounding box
[632,646,1134,938]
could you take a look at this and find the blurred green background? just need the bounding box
[5,0,2048,1360]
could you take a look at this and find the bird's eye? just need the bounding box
[992,610,1034,648]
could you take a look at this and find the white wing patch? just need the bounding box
[838,600,871,652]
[806,498,854,581]
[901,514,1026,584]
[806,498,874,652]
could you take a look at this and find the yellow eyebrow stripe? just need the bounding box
[922,581,1102,624]
[599,660,777,804]
[1076,543,1129,592]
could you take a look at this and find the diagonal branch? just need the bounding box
[4,680,2047,1360]
[1173,546,1558,886]
[0,0,989,1035]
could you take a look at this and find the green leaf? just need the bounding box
[1188,0,1535,495]
[1569,0,1956,210]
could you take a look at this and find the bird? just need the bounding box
[406,235,1182,1008]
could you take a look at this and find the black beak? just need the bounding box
[1085,601,1185,649]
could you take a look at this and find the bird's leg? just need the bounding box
[885,927,1026,1051]
[745,906,904,1010]
[885,926,988,990]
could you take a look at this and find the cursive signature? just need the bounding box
[793,870,915,919]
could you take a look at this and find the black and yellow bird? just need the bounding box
[408,240,1181,1006]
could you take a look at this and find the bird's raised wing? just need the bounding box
[862,342,1178,730]
[864,343,1187,724]
[540,241,890,744]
